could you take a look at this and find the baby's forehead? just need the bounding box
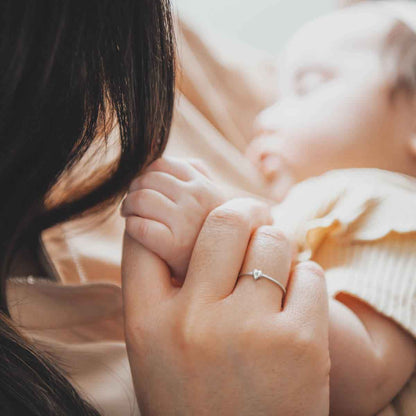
[280,5,397,72]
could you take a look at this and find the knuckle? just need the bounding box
[240,198,272,224]
[190,157,205,169]
[246,197,269,211]
[188,179,218,209]
[128,189,150,210]
[126,217,148,241]
[179,314,213,353]
[136,188,150,199]
[182,327,208,351]
[133,188,154,205]
[126,190,145,207]
[187,179,207,202]
[292,327,323,360]
[208,206,248,230]
[294,329,315,350]
[191,159,210,176]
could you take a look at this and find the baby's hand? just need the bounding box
[121,157,225,282]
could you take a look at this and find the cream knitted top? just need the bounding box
[272,169,416,416]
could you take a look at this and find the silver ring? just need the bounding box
[238,269,286,296]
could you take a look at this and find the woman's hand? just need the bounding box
[122,198,330,416]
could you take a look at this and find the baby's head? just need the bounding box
[250,2,416,200]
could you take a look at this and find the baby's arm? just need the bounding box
[122,157,416,415]
[328,295,415,416]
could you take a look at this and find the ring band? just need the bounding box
[238,269,287,296]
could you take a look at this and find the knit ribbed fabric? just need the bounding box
[272,169,416,416]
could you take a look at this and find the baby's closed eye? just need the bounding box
[294,66,335,96]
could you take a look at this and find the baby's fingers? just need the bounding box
[125,216,174,260]
[144,157,197,181]
[129,171,185,203]
[121,189,176,226]
[188,158,213,179]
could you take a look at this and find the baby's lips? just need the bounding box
[259,154,282,181]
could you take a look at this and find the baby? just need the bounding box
[247,1,416,202]
[122,2,416,415]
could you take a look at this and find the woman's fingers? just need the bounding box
[183,198,273,301]
[234,226,293,312]
[122,233,175,318]
[281,261,329,337]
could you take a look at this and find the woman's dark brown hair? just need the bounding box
[0,0,175,414]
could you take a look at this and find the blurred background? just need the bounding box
[172,0,337,55]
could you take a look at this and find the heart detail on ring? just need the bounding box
[253,269,262,280]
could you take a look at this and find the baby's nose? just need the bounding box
[254,102,282,137]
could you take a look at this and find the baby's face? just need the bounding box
[251,5,416,198]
